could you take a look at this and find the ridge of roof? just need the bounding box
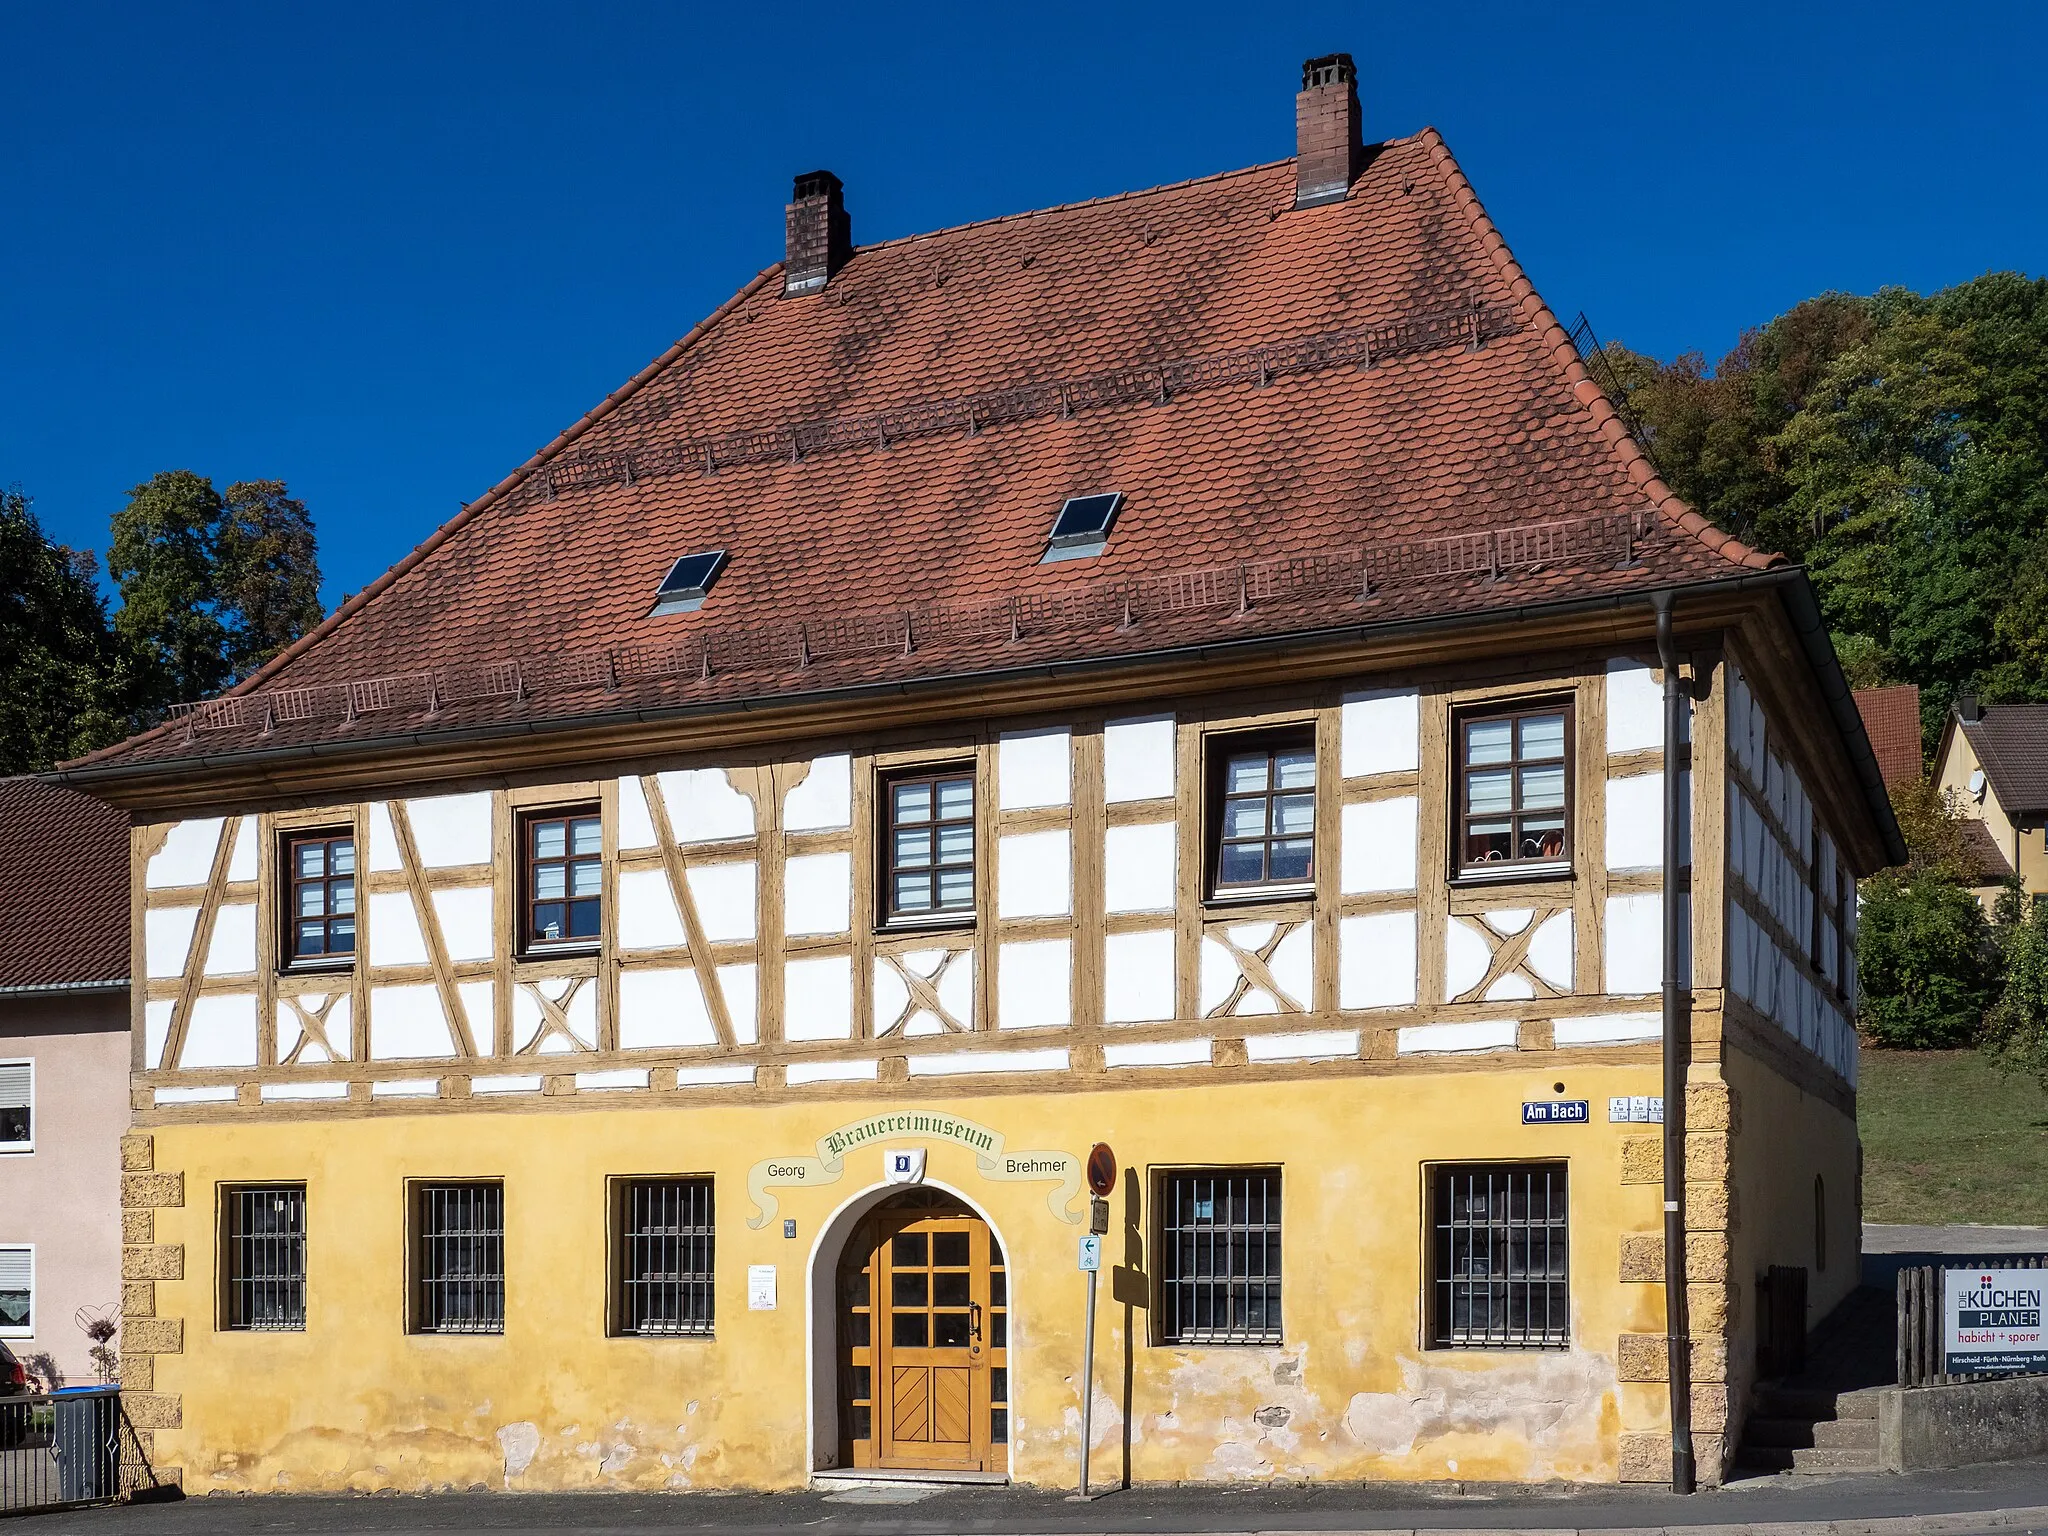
[1415,127,1780,575]
[1960,705,2048,816]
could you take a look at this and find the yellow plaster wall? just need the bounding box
[145,1065,1679,1494]
[1935,727,2048,897]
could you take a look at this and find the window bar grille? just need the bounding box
[417,1182,504,1335]
[1433,1164,1569,1349]
[620,1178,715,1336]
[1160,1169,1282,1345]
[226,1186,307,1331]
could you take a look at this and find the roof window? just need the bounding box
[1040,493,1123,564]
[650,549,729,615]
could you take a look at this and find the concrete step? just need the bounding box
[1735,1442,1883,1475]
[1744,1414,1879,1449]
[1753,1384,1882,1420]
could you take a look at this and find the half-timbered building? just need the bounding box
[58,56,1904,1494]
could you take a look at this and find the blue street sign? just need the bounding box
[1523,1100,1590,1124]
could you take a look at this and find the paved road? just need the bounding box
[1863,1223,2048,1256]
[26,1459,2048,1535]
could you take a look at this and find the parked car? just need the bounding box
[0,1340,30,1448]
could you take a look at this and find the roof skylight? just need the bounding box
[1041,493,1123,563]
[650,549,729,615]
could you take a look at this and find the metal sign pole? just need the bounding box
[1079,1258,1099,1497]
[1075,1144,1116,1501]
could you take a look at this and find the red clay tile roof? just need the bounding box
[1962,705,2048,819]
[0,778,129,989]
[72,129,1780,776]
[1854,685,1923,787]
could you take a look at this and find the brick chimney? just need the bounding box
[784,170,852,296]
[1294,54,1362,209]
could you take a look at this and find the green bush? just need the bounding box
[1856,869,1997,1048]
[1983,896,2048,1091]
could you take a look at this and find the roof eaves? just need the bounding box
[1416,127,1781,576]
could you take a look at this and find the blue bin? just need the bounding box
[51,1386,118,1503]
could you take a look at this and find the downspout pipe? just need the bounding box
[1653,589,1697,1494]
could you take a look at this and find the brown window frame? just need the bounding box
[408,1179,505,1336]
[280,828,358,970]
[1203,728,1318,901]
[877,766,978,929]
[219,1182,308,1333]
[1154,1166,1284,1346]
[1450,699,1575,880]
[1426,1160,1570,1351]
[608,1175,716,1339]
[517,805,603,955]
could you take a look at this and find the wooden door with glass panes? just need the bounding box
[836,1191,1007,1471]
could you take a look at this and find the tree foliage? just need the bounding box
[0,484,131,773]
[1982,895,2048,1094]
[1607,273,2048,745]
[107,470,323,710]
[1856,868,1997,1049]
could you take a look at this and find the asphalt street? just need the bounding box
[26,1458,2048,1536]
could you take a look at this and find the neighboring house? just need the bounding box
[1934,698,2048,903]
[1852,684,1922,790]
[55,58,1901,1494]
[0,777,131,1383]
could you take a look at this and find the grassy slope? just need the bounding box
[1858,1049,2048,1225]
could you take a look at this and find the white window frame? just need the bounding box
[0,1059,31,1156]
[0,1244,32,1339]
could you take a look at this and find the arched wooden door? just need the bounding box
[836,1190,1008,1472]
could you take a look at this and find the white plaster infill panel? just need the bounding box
[617,868,687,951]
[676,1064,756,1087]
[1605,771,1663,873]
[225,816,258,882]
[659,768,756,844]
[1604,893,1663,996]
[367,803,403,872]
[576,1069,649,1091]
[784,955,853,1042]
[1104,1038,1210,1069]
[1396,1020,1518,1055]
[1341,687,1420,777]
[998,727,1071,810]
[1526,911,1574,991]
[1606,658,1665,754]
[610,966,716,1056]
[1444,917,1493,999]
[202,902,257,976]
[179,994,258,1069]
[1269,925,1313,1009]
[154,1086,236,1106]
[370,1079,439,1098]
[143,906,200,981]
[431,887,495,963]
[406,793,493,867]
[143,1001,175,1071]
[1553,1012,1661,1046]
[1246,1029,1359,1063]
[368,890,428,968]
[998,830,1071,919]
[617,776,658,851]
[686,861,757,943]
[369,984,457,1059]
[784,851,852,937]
[1338,911,1417,1010]
[1340,796,1418,894]
[472,1075,543,1095]
[1104,715,1175,802]
[1103,822,1175,913]
[1103,929,1175,1024]
[998,939,1071,1030]
[907,1049,1069,1077]
[721,963,759,1045]
[784,754,852,832]
[146,818,223,890]
[788,1059,879,1085]
[260,1082,348,1102]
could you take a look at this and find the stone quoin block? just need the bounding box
[118,1354,154,1391]
[123,1210,154,1245]
[1691,1334,1730,1383]
[122,1393,183,1430]
[123,1244,184,1282]
[1689,1282,1735,1331]
[1686,1080,1738,1132]
[1620,1136,1662,1183]
[1619,1232,1663,1282]
[1685,1132,1730,1181]
[120,1133,155,1172]
[1690,1383,1730,1430]
[122,1171,183,1210]
[1617,1333,1668,1381]
[1618,1432,1669,1482]
[123,1316,184,1355]
[1686,1181,1734,1230]
[122,1281,156,1318]
[1686,1231,1731,1282]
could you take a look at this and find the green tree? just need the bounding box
[108,469,324,707]
[1982,896,2048,1094]
[0,483,130,772]
[1856,870,1997,1048]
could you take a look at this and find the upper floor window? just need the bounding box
[520,808,602,952]
[1455,703,1571,876]
[882,770,975,924]
[1208,731,1316,897]
[284,831,356,965]
[0,1062,29,1153]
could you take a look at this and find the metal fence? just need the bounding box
[0,1388,162,1514]
[1898,1256,2048,1388]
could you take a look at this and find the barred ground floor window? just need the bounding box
[411,1181,505,1335]
[1155,1168,1282,1345]
[613,1176,715,1337]
[1428,1161,1570,1349]
[221,1184,307,1330]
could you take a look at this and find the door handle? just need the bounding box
[970,1302,983,1346]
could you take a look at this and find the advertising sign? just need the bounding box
[1944,1266,2048,1376]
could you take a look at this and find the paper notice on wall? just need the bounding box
[747,1265,777,1311]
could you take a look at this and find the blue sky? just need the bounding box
[4,1,2044,608]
